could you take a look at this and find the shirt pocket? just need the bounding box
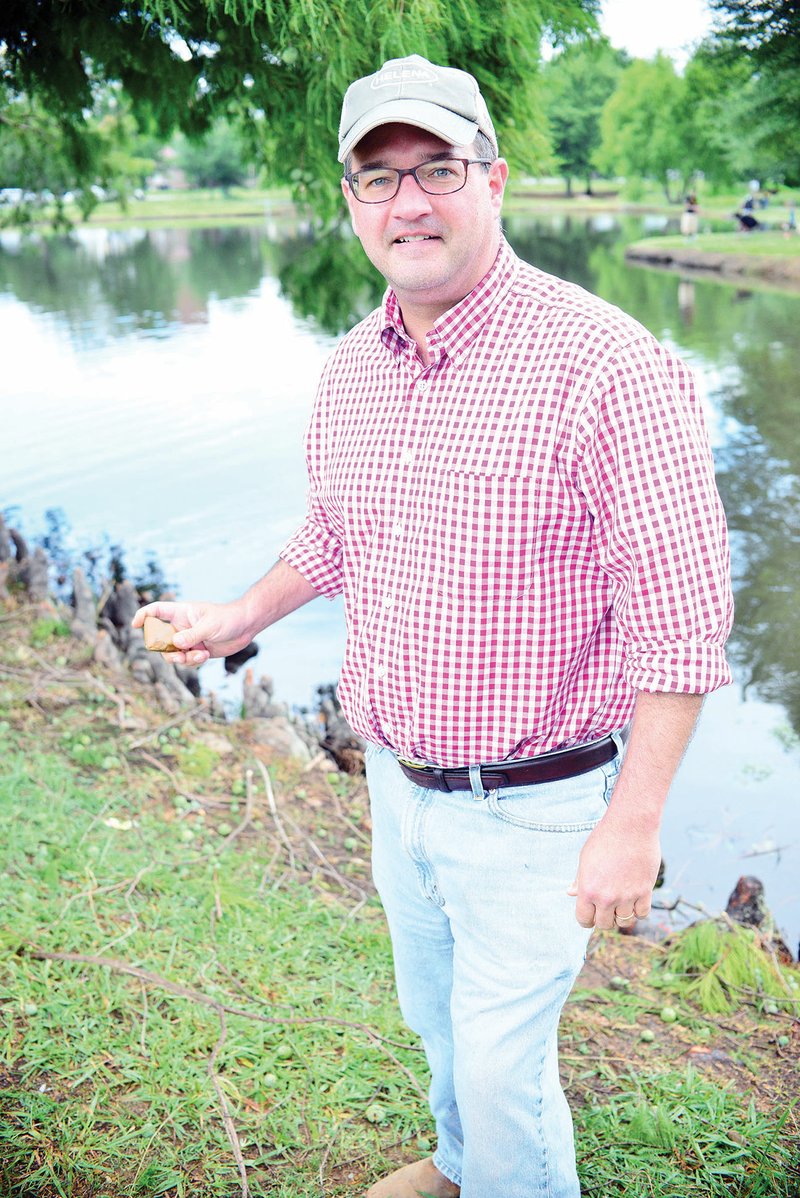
[411,467,570,606]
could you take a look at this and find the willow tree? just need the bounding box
[708,0,800,184]
[0,0,599,219]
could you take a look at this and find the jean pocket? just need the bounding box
[486,759,618,832]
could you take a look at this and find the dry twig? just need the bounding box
[256,759,296,874]
[25,946,428,1102]
[207,1006,251,1198]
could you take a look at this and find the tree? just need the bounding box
[0,0,600,222]
[596,55,687,202]
[0,83,155,225]
[676,41,757,191]
[542,38,627,196]
[174,120,248,191]
[708,1,800,184]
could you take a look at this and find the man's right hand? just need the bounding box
[131,599,254,667]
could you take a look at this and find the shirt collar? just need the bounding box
[380,238,518,362]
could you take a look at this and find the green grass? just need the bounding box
[578,1069,798,1198]
[78,187,294,228]
[627,231,800,257]
[0,640,798,1196]
[0,732,428,1196]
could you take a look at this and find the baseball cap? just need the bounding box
[338,54,498,163]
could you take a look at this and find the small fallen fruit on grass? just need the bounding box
[660,1006,678,1023]
[640,1029,655,1042]
[365,1103,386,1124]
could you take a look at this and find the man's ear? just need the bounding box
[488,158,509,215]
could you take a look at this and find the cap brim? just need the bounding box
[338,98,479,163]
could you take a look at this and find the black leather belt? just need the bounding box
[397,736,618,792]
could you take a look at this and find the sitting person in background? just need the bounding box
[734,210,761,232]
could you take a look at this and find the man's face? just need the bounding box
[341,123,508,315]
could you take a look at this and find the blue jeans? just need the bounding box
[365,745,621,1198]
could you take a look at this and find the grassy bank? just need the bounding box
[37,188,296,230]
[32,181,792,229]
[625,231,800,288]
[1,602,798,1196]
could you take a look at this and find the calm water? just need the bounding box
[2,213,799,948]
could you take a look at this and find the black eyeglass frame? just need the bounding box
[344,158,493,204]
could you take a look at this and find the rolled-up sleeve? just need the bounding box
[577,335,734,694]
[280,509,343,598]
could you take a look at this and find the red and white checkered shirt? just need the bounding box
[281,240,733,767]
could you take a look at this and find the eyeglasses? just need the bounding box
[344,158,492,204]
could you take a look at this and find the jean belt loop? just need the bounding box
[610,727,629,759]
[468,763,486,801]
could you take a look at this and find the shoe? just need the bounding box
[366,1156,460,1197]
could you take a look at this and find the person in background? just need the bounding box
[680,192,699,238]
[134,54,733,1198]
[735,209,761,232]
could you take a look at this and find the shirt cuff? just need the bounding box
[623,640,733,694]
[280,521,343,599]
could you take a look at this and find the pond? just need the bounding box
[2,211,799,950]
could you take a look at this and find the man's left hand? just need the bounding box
[567,811,662,930]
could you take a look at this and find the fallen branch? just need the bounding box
[23,945,427,1101]
[255,759,296,874]
[207,1007,251,1198]
[0,605,41,624]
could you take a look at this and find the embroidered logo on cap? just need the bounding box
[371,63,439,89]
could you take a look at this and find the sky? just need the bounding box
[598,0,714,69]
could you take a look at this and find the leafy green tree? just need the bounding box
[596,55,687,202]
[174,120,249,190]
[0,83,155,225]
[676,43,754,191]
[542,38,627,196]
[0,0,600,221]
[708,1,800,184]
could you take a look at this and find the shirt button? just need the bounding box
[383,594,394,608]
[417,378,428,391]
[376,662,388,679]
[392,522,404,537]
[401,449,414,465]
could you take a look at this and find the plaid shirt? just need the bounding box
[281,240,733,767]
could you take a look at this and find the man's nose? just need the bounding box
[390,171,435,218]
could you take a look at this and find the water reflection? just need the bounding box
[274,225,384,335]
[2,217,799,739]
[0,227,268,342]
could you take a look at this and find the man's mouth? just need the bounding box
[394,233,439,244]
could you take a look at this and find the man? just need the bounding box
[134,55,733,1198]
